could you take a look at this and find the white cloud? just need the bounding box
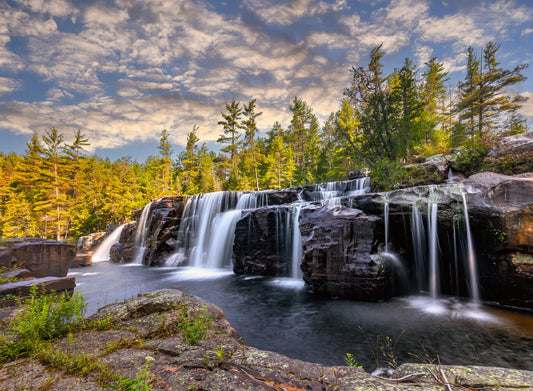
[521,28,533,36]
[0,77,21,97]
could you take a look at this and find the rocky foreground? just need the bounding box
[1,289,532,391]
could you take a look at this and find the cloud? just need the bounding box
[0,77,21,97]
[521,28,533,36]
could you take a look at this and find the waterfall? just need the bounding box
[384,201,389,252]
[133,202,153,264]
[92,224,125,262]
[410,204,426,291]
[428,203,439,299]
[462,192,480,303]
[312,177,371,204]
[169,191,268,268]
[290,204,303,279]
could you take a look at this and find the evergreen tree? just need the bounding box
[157,129,174,195]
[455,42,528,138]
[217,100,243,188]
[242,99,262,191]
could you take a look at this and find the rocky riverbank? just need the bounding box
[1,289,532,390]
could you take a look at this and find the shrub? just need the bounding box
[0,285,86,362]
[370,159,408,191]
[453,136,493,176]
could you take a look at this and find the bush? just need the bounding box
[0,285,86,362]
[453,137,493,176]
[370,159,408,191]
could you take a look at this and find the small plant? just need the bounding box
[493,229,508,244]
[359,326,405,369]
[84,315,116,331]
[112,356,155,391]
[177,304,212,345]
[214,344,227,364]
[344,353,362,368]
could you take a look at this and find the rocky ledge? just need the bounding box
[1,289,531,391]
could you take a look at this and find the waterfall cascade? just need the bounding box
[92,224,125,262]
[166,177,371,276]
[133,202,154,264]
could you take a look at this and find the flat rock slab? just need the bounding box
[0,276,76,297]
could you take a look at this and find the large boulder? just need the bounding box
[0,239,76,277]
[299,204,391,300]
[76,232,106,253]
[109,222,137,264]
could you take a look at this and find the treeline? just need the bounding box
[0,41,528,240]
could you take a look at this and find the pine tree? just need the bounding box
[217,100,243,188]
[157,129,173,195]
[242,99,262,191]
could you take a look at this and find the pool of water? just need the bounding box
[70,262,533,371]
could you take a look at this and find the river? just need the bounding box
[70,261,533,372]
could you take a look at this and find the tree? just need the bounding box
[242,99,262,191]
[455,42,528,138]
[420,57,449,153]
[157,129,174,195]
[217,100,243,188]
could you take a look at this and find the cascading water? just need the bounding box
[168,191,268,268]
[92,224,125,262]
[428,202,439,299]
[166,178,371,278]
[133,202,153,264]
[290,204,303,279]
[461,191,480,303]
[410,204,426,291]
[384,201,389,252]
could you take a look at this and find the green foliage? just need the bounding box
[177,304,212,345]
[359,326,405,369]
[454,137,493,176]
[344,353,363,368]
[111,356,155,391]
[0,286,86,362]
[370,159,408,191]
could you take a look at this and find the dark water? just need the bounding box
[70,262,533,371]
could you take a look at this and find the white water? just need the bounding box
[384,201,389,252]
[92,224,125,262]
[410,204,426,291]
[428,203,439,299]
[462,192,480,303]
[133,201,153,264]
[164,177,371,276]
[290,204,303,279]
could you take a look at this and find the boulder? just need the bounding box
[0,268,33,281]
[109,222,136,263]
[0,239,76,277]
[76,232,106,253]
[71,252,92,267]
[299,204,390,300]
[0,276,76,298]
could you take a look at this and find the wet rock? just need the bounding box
[233,205,294,276]
[72,253,92,267]
[299,204,390,300]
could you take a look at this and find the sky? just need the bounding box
[0,0,532,162]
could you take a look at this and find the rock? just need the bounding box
[0,239,76,277]
[109,242,136,264]
[394,363,533,390]
[402,154,451,188]
[348,167,371,179]
[233,205,294,276]
[0,276,76,297]
[299,204,391,300]
[71,252,92,267]
[487,132,533,159]
[0,268,33,280]
[76,232,106,253]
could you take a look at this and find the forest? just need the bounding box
[0,42,528,240]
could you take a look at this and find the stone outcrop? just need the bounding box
[233,205,294,276]
[110,221,137,263]
[1,289,532,390]
[0,276,76,298]
[0,238,76,277]
[77,231,107,253]
[109,197,189,265]
[299,204,390,300]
